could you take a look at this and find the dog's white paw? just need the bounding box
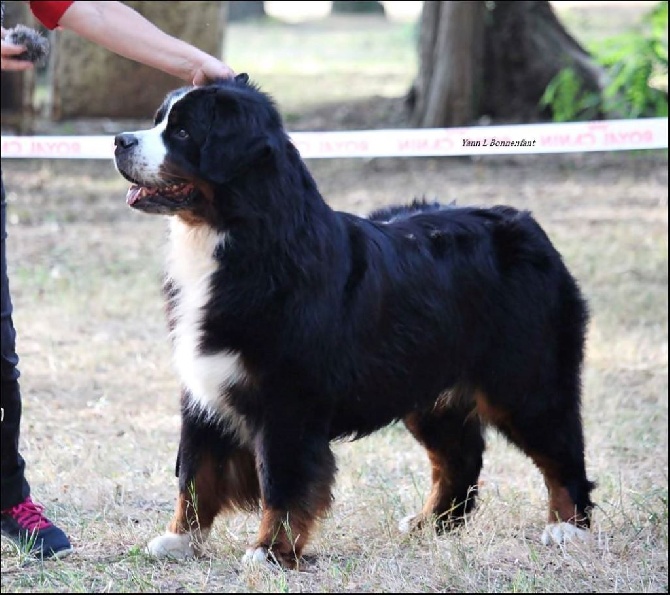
[146,533,196,559]
[541,522,591,546]
[398,514,420,534]
[241,546,274,567]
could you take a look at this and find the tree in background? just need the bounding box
[409,1,612,127]
[50,1,228,120]
[0,1,37,132]
[409,1,485,128]
[228,1,266,22]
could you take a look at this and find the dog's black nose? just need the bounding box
[114,133,138,150]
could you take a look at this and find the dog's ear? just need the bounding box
[200,85,279,183]
[201,133,277,184]
[234,73,250,84]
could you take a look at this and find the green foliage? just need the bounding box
[595,0,668,118]
[540,66,603,122]
[541,1,668,122]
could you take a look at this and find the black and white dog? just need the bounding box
[114,74,594,569]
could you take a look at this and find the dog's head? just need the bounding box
[113,73,284,219]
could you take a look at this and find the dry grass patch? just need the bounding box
[1,150,666,592]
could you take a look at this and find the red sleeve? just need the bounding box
[29,1,76,30]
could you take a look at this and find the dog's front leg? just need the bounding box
[146,424,219,558]
[244,411,336,570]
[147,391,260,559]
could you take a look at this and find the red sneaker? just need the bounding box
[1,496,72,559]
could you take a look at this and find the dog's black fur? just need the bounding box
[114,74,595,568]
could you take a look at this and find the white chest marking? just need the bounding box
[167,218,250,444]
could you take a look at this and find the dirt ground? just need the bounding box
[1,143,667,592]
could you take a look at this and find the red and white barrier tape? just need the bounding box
[1,118,667,160]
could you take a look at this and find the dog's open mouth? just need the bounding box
[126,182,195,207]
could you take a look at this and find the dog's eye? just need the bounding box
[174,129,190,140]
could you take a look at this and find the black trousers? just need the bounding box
[1,172,31,510]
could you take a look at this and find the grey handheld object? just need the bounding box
[5,24,50,67]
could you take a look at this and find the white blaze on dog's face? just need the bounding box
[116,89,189,184]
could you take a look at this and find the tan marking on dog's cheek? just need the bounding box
[173,181,217,227]
[196,180,216,202]
[176,211,208,227]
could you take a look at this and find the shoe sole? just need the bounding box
[34,545,74,561]
[1,536,74,562]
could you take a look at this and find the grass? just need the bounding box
[1,5,668,593]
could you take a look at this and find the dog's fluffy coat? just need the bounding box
[114,75,595,568]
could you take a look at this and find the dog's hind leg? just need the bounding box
[147,398,260,559]
[474,389,595,545]
[400,397,485,534]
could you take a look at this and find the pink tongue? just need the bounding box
[126,186,142,205]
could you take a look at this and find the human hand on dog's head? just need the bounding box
[190,52,236,86]
[1,27,34,71]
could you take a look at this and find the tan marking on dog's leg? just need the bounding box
[400,454,479,533]
[474,389,512,428]
[243,507,312,570]
[400,449,455,532]
[402,413,447,532]
[475,390,591,530]
[527,455,590,529]
[474,389,593,546]
[243,458,334,569]
[245,481,332,570]
[401,408,481,533]
[147,453,222,558]
[546,482,580,525]
[219,449,261,513]
[540,474,591,546]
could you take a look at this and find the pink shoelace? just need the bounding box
[2,497,53,531]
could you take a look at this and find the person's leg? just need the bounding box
[0,173,72,559]
[0,173,30,510]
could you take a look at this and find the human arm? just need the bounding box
[35,1,235,84]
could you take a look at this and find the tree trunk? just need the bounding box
[228,1,266,21]
[481,0,607,123]
[409,0,609,127]
[50,1,228,120]
[410,1,485,128]
[0,1,38,132]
